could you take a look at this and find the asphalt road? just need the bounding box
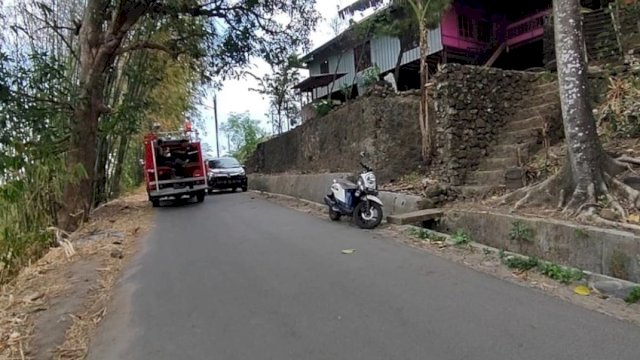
[88,193,640,360]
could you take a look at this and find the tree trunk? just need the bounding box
[93,134,111,205]
[393,45,405,90]
[553,0,608,205]
[418,22,432,162]
[109,135,129,198]
[57,0,144,231]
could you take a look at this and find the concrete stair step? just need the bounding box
[512,103,561,120]
[532,82,558,93]
[497,127,542,145]
[455,185,504,199]
[387,209,444,225]
[478,156,519,171]
[491,141,537,159]
[466,169,505,185]
[505,116,545,131]
[517,91,560,108]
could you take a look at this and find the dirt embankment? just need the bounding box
[0,189,152,360]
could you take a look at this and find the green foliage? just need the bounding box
[409,227,446,242]
[452,230,471,245]
[509,221,535,243]
[596,76,640,139]
[361,65,381,88]
[625,287,640,304]
[314,100,334,117]
[503,256,540,271]
[539,263,584,284]
[220,112,266,163]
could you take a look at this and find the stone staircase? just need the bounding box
[458,81,562,198]
[583,8,622,62]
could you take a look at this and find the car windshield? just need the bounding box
[209,158,240,169]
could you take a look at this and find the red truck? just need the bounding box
[143,127,208,207]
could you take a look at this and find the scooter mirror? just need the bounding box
[359,151,365,158]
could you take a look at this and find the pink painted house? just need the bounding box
[295,0,610,102]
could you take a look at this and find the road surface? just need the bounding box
[88,193,640,360]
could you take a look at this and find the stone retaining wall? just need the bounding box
[432,64,538,185]
[246,91,422,183]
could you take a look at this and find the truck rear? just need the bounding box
[143,130,208,207]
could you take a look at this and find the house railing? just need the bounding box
[506,10,551,47]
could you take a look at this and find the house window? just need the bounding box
[320,60,330,74]
[458,14,473,38]
[354,41,372,72]
[477,20,492,43]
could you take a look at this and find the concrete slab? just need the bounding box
[387,209,444,225]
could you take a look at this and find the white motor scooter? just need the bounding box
[323,154,384,229]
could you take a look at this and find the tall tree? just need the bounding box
[248,55,302,134]
[220,112,266,163]
[51,0,319,231]
[403,0,450,161]
[506,0,640,222]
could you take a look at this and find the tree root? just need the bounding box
[590,215,640,233]
[500,156,640,227]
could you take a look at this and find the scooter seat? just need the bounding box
[335,179,357,190]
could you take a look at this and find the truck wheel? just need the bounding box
[151,199,160,208]
[241,186,248,192]
[196,191,205,203]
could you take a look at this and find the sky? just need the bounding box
[199,0,371,157]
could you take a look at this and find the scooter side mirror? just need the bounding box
[359,151,365,158]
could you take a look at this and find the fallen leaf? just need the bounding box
[628,214,640,224]
[574,285,591,296]
[341,249,356,254]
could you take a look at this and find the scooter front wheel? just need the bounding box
[329,208,342,221]
[354,201,383,229]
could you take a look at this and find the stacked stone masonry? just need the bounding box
[432,64,563,194]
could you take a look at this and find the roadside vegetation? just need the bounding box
[0,0,319,281]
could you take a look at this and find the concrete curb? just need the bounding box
[403,225,640,299]
[248,173,429,216]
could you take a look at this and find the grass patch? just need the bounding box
[539,263,584,284]
[509,221,534,243]
[409,228,446,242]
[503,256,540,271]
[451,230,471,246]
[625,287,640,304]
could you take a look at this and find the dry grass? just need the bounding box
[0,188,152,360]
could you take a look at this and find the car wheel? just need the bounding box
[151,199,160,208]
[207,188,214,195]
[196,191,205,203]
[241,186,248,192]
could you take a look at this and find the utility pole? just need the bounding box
[213,94,220,158]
